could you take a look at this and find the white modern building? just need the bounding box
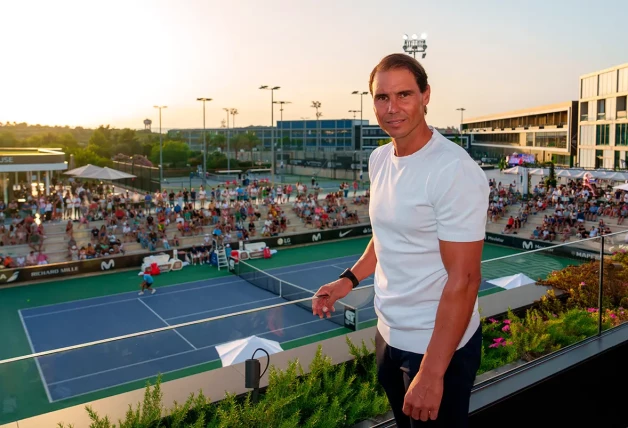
[462,102,578,167]
[577,63,628,169]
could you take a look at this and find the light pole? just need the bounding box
[402,33,428,59]
[260,85,280,185]
[274,101,291,179]
[311,101,322,151]
[197,98,212,185]
[230,108,238,128]
[300,117,308,151]
[352,91,369,182]
[223,108,234,171]
[456,107,466,132]
[348,110,360,119]
[153,105,167,187]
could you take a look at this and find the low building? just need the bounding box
[0,148,67,203]
[577,63,628,169]
[462,102,578,167]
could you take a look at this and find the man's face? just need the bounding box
[372,68,430,140]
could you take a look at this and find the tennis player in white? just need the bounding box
[313,53,488,427]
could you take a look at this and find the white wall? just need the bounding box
[581,76,597,98]
[619,67,628,93]
[580,125,595,146]
[579,148,595,168]
[599,71,617,96]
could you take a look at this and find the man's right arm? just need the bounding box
[313,237,377,318]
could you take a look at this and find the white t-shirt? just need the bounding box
[368,128,488,354]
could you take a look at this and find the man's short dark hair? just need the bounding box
[369,53,429,113]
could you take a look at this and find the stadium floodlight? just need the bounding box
[260,85,281,185]
[402,32,428,59]
[153,105,167,186]
[351,91,369,184]
[197,98,212,185]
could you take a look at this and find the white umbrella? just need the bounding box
[64,164,104,176]
[487,273,536,290]
[502,166,521,175]
[215,335,283,367]
[78,167,136,180]
[613,182,628,191]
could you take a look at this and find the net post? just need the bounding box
[279,280,283,298]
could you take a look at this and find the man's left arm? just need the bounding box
[402,158,488,422]
[419,239,483,377]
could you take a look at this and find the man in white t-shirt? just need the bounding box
[313,54,487,427]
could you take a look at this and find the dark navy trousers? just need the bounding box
[375,325,482,427]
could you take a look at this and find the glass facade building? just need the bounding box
[168,119,368,153]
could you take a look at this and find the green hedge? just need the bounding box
[57,338,389,428]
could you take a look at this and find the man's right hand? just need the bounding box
[312,278,353,319]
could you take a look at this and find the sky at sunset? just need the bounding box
[1,0,627,131]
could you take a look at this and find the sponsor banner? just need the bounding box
[484,232,600,261]
[0,225,376,287]
[0,251,174,288]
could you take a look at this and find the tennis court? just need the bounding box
[17,248,524,404]
[18,255,373,402]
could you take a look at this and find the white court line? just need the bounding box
[165,297,281,321]
[330,265,348,270]
[22,278,245,319]
[23,255,361,318]
[136,299,197,350]
[18,310,53,403]
[47,318,324,388]
[21,275,242,313]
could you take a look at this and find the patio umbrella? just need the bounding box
[78,167,136,180]
[64,164,104,176]
[487,273,536,290]
[612,182,628,191]
[215,335,283,367]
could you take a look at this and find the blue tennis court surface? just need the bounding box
[19,255,377,402]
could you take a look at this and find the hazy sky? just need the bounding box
[2,0,627,131]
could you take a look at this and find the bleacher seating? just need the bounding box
[0,197,372,266]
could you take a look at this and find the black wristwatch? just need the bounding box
[339,268,359,288]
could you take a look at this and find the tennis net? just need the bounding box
[231,259,356,330]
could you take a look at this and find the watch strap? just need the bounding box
[339,268,359,288]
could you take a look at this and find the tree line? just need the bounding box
[0,123,268,170]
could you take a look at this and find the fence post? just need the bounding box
[598,236,604,335]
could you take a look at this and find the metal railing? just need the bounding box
[1,230,627,426]
[1,230,625,366]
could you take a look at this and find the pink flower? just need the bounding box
[503,319,511,325]
[610,313,617,319]
[552,313,558,318]
[489,337,507,348]
[580,282,586,286]
[587,308,598,313]
[488,318,498,324]
[502,325,510,332]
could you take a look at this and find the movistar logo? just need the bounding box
[522,241,534,250]
[101,259,115,270]
[312,233,322,242]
